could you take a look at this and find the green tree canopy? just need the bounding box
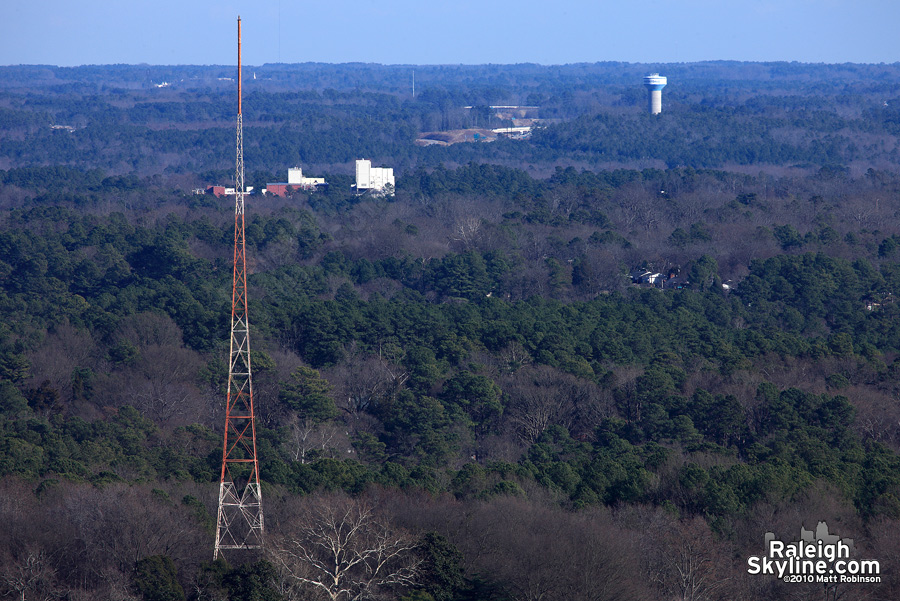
[278,366,338,423]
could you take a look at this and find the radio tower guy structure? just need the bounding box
[214,16,264,560]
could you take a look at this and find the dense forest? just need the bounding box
[2,62,900,600]
[1,62,900,176]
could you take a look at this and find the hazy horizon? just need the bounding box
[4,58,899,69]
[2,1,897,68]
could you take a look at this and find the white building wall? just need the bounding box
[356,159,371,189]
[355,159,394,192]
[371,167,394,190]
[285,167,325,188]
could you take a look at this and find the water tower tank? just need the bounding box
[643,73,667,115]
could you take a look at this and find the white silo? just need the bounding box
[643,73,667,115]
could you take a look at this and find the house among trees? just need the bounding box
[662,274,690,290]
[630,267,690,289]
[630,268,663,286]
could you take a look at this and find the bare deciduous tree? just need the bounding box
[270,496,421,601]
[325,353,399,416]
[502,366,595,444]
[113,312,185,349]
[436,496,652,601]
[123,345,201,424]
[498,342,532,373]
[0,547,58,601]
[66,484,201,580]
[450,217,482,250]
[26,322,97,403]
[643,514,732,601]
[285,415,346,464]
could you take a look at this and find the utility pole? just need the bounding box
[214,15,264,560]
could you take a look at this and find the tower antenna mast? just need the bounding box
[214,15,264,560]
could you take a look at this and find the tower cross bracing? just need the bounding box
[214,16,263,560]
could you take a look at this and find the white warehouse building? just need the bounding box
[288,167,326,188]
[264,167,326,197]
[354,159,395,194]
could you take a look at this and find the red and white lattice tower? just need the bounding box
[214,16,263,560]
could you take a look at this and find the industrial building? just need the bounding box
[643,73,667,115]
[206,185,254,196]
[354,159,395,195]
[265,167,326,196]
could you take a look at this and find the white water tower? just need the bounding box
[644,73,667,115]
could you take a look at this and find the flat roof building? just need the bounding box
[354,159,395,195]
[266,167,326,197]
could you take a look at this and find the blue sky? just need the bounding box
[1,0,898,66]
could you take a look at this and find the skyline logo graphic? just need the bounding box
[747,521,880,584]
